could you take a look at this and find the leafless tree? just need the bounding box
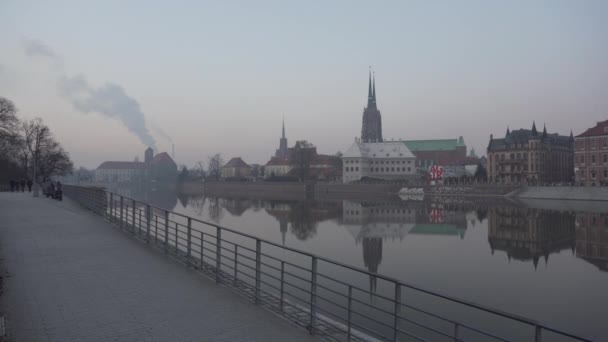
[0,97,20,156]
[207,154,223,181]
[20,118,73,182]
[289,140,316,182]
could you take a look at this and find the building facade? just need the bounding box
[361,71,383,143]
[95,147,177,183]
[221,157,252,178]
[403,137,467,172]
[342,140,416,183]
[574,120,608,186]
[487,123,574,184]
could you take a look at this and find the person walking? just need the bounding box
[27,179,33,192]
[9,180,15,192]
[20,179,26,192]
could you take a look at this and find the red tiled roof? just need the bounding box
[152,152,175,165]
[223,157,250,168]
[576,120,608,138]
[97,161,147,170]
[265,157,290,166]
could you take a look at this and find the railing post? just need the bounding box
[120,196,124,229]
[347,285,353,342]
[233,245,238,284]
[453,323,460,342]
[394,283,401,341]
[146,204,151,245]
[280,261,285,311]
[255,239,261,304]
[138,204,142,235]
[131,199,136,234]
[175,222,179,253]
[164,210,169,253]
[535,326,542,342]
[187,218,192,267]
[109,193,114,221]
[216,227,222,283]
[155,215,158,243]
[310,256,318,334]
[201,232,205,266]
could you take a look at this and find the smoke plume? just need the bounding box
[22,38,159,150]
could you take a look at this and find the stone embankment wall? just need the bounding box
[514,186,608,201]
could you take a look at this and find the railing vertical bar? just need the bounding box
[310,256,318,334]
[145,204,151,244]
[119,196,124,229]
[394,283,401,341]
[280,261,285,311]
[109,193,114,222]
[535,326,542,342]
[132,199,136,234]
[201,232,205,266]
[187,217,192,266]
[164,210,169,253]
[215,227,221,283]
[347,285,353,342]
[453,323,460,342]
[233,245,238,285]
[255,239,261,304]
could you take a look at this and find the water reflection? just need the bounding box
[100,185,608,338]
[487,207,576,269]
[576,213,608,271]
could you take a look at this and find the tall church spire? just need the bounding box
[282,115,285,139]
[372,71,376,104]
[368,67,373,105]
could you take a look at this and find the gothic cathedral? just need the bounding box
[361,70,383,143]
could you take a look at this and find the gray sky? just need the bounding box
[1,1,607,168]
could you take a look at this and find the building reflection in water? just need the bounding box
[487,207,576,269]
[576,213,608,272]
[342,200,468,294]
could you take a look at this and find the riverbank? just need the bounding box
[512,186,608,201]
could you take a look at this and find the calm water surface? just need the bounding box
[113,187,607,340]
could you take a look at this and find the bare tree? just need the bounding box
[289,140,316,182]
[207,154,223,181]
[20,118,73,183]
[0,97,20,157]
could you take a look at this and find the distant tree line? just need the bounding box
[0,97,73,186]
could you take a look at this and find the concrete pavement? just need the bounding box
[0,192,319,342]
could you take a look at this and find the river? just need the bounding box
[106,186,607,340]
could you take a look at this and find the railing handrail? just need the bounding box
[63,184,592,342]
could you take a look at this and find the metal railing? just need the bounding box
[63,185,592,342]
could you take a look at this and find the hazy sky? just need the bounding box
[1,1,607,168]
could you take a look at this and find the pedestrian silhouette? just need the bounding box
[27,179,33,192]
[20,179,26,192]
[9,180,15,192]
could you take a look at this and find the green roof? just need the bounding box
[410,224,465,238]
[403,137,465,152]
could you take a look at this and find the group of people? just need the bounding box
[9,179,33,192]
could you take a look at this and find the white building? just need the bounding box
[342,140,417,183]
[264,157,293,178]
[94,161,147,183]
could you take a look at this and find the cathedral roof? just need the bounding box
[343,141,415,159]
[402,139,463,152]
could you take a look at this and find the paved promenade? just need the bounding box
[0,192,319,342]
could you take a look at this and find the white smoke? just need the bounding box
[22,38,162,150]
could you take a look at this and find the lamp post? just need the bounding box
[32,126,40,197]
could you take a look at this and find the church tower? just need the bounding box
[361,69,383,143]
[275,117,289,158]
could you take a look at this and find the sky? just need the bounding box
[1,0,607,168]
